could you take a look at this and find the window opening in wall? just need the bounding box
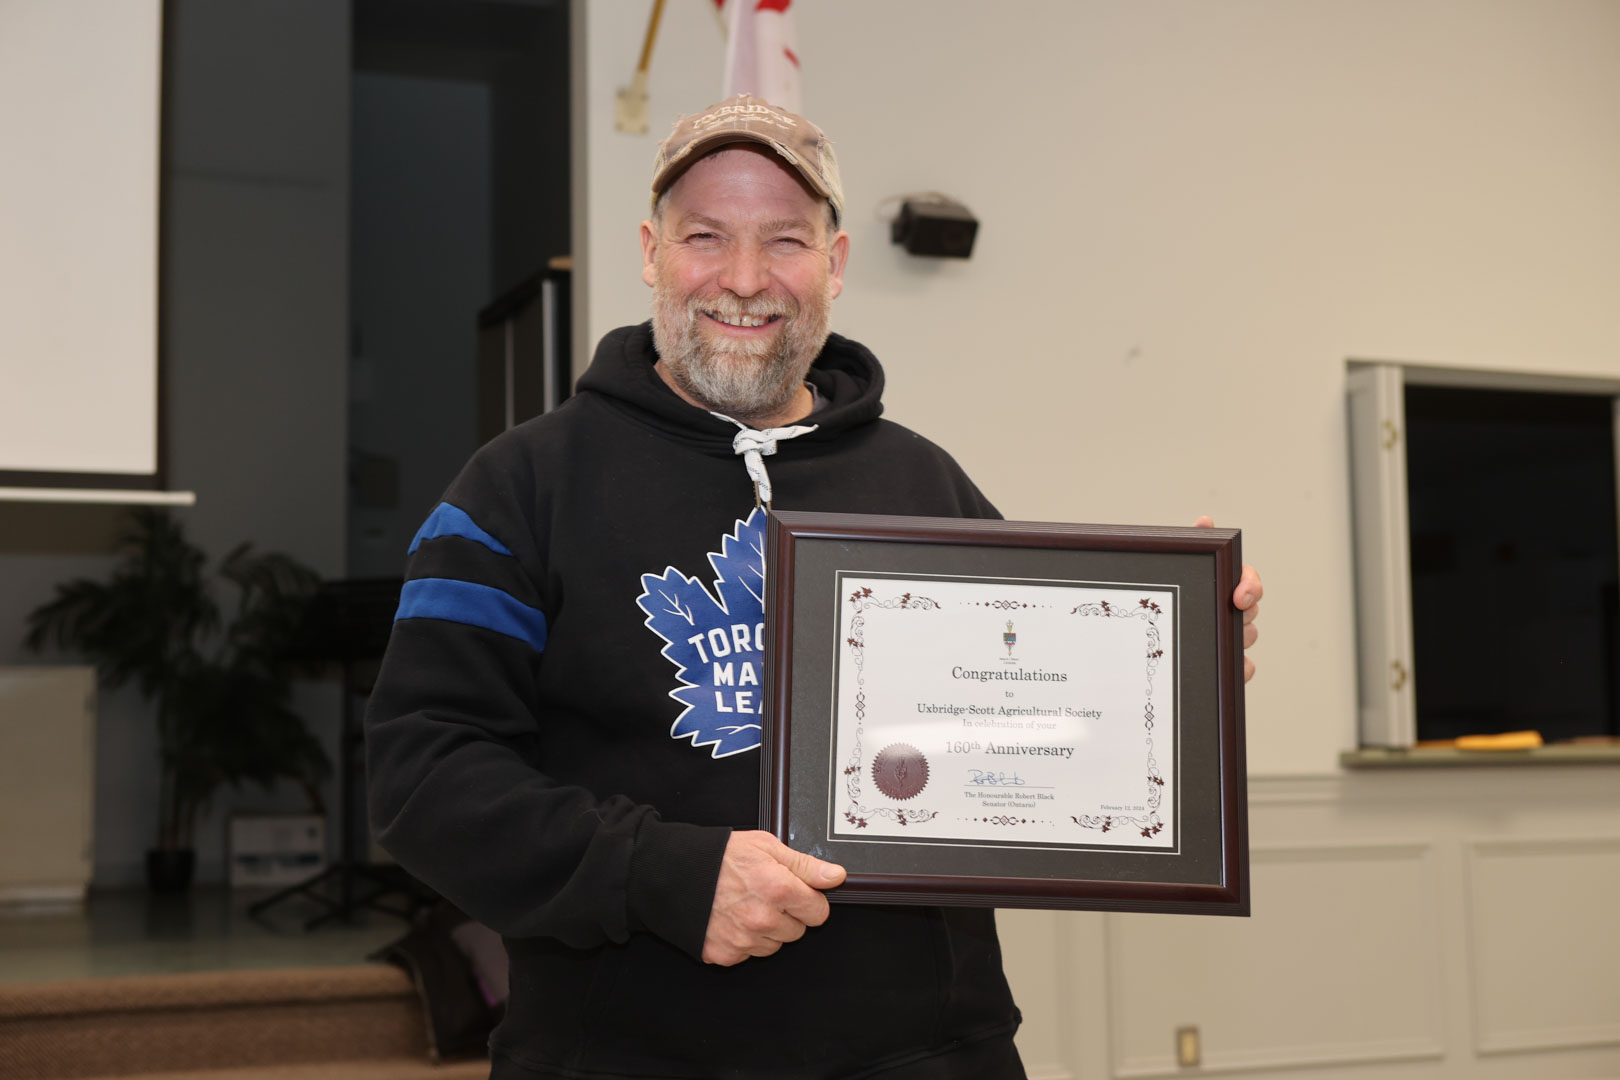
[1404,386,1620,744]
[1347,364,1620,752]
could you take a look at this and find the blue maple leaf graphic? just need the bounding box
[636,508,768,758]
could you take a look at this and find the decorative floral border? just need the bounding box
[1064,597,1166,839]
[841,587,941,829]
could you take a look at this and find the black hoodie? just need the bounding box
[366,324,1021,1078]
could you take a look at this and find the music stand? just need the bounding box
[249,578,437,930]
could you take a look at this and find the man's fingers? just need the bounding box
[1196,523,1260,683]
[1196,524,1262,613]
[773,843,841,926]
[1234,564,1262,611]
[779,842,846,890]
[763,914,811,945]
[748,938,786,958]
[780,882,832,928]
[704,937,784,966]
[702,832,844,967]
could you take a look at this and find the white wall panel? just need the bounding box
[987,773,1620,1078]
[0,666,95,902]
[1106,844,1444,1077]
[1466,837,1620,1054]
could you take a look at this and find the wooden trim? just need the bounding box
[762,510,1249,915]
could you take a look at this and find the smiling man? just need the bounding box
[366,95,1262,1080]
[643,126,848,431]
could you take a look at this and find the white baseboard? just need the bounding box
[0,884,86,907]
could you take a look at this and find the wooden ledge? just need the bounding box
[1341,744,1620,769]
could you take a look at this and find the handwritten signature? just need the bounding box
[967,769,1026,787]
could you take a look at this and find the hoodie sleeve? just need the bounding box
[364,442,732,961]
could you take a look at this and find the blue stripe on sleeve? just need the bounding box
[394,577,547,652]
[408,503,514,556]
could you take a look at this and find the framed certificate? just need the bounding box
[762,511,1248,916]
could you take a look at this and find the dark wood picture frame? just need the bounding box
[762,511,1249,916]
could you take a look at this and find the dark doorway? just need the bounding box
[347,0,569,577]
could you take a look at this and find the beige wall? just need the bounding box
[574,3,1620,1076]
[576,0,1620,777]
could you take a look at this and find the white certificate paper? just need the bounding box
[829,572,1176,851]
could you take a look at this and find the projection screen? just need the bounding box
[0,0,164,489]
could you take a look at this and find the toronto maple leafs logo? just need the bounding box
[636,508,768,758]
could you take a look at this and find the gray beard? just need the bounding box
[650,280,831,423]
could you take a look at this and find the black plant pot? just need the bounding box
[146,848,196,893]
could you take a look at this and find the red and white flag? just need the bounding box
[714,0,802,112]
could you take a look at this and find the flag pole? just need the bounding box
[615,0,668,135]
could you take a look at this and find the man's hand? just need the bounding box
[701,830,847,966]
[1194,516,1263,683]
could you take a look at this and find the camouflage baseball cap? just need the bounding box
[650,94,844,228]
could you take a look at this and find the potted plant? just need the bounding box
[24,508,333,892]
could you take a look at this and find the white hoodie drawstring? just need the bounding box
[710,412,819,508]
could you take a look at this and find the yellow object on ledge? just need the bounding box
[1454,730,1544,751]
